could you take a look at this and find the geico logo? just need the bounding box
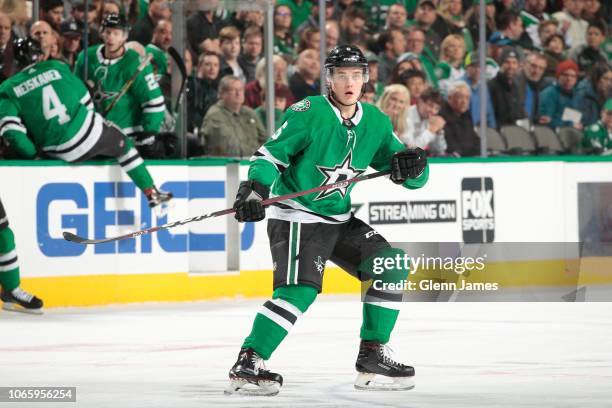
[36,181,255,256]
[461,190,493,219]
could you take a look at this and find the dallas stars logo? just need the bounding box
[314,256,325,276]
[314,150,364,201]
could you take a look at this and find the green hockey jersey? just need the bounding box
[74,45,165,135]
[145,44,168,78]
[0,59,104,162]
[583,121,612,151]
[249,96,429,223]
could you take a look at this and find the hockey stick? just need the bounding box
[103,53,153,115]
[167,46,187,113]
[63,170,391,245]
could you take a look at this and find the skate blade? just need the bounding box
[224,378,280,396]
[354,373,415,391]
[2,303,43,315]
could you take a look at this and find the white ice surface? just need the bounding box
[1,296,612,408]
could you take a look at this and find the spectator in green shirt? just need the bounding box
[277,0,313,32]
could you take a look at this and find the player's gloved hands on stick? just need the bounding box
[233,180,270,222]
[390,148,427,184]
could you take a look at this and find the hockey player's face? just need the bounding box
[102,27,127,52]
[331,67,366,106]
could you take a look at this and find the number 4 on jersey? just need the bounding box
[42,85,70,125]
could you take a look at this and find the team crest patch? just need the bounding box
[290,99,311,112]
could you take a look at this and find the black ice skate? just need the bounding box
[1,287,43,314]
[354,340,415,391]
[145,187,173,217]
[225,348,283,396]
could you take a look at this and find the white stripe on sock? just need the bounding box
[270,298,302,317]
[258,305,293,332]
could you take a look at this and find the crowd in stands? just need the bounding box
[0,0,611,158]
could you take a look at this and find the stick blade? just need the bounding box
[62,231,91,244]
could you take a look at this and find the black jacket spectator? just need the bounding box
[488,72,526,127]
[516,72,552,124]
[237,54,257,84]
[129,13,155,45]
[186,76,219,133]
[186,11,226,54]
[0,38,15,83]
[440,101,480,157]
[219,57,249,83]
[289,72,320,101]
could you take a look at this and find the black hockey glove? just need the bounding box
[233,180,270,223]
[390,148,427,184]
[133,131,170,159]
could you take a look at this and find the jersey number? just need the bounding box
[42,85,70,125]
[144,73,158,91]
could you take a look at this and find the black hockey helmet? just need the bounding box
[13,37,43,69]
[324,45,369,108]
[100,13,129,33]
[324,45,368,70]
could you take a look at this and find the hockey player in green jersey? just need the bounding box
[0,37,172,215]
[583,99,612,153]
[226,45,429,396]
[74,13,165,152]
[0,195,43,314]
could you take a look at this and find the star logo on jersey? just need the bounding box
[314,150,365,201]
[314,256,325,276]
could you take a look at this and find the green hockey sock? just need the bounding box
[242,284,317,360]
[358,247,408,343]
[361,302,399,344]
[0,227,20,292]
[118,137,154,191]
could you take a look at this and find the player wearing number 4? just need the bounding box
[0,37,172,215]
[74,13,165,157]
[225,45,429,396]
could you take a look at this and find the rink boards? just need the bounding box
[1,157,612,306]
